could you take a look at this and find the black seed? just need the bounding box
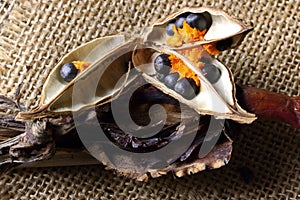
[199,57,212,64]
[202,12,212,30]
[174,78,199,99]
[60,62,79,82]
[186,13,212,31]
[164,72,179,89]
[156,73,165,82]
[216,38,233,51]
[175,16,186,29]
[174,12,191,29]
[154,54,171,75]
[201,64,221,84]
[166,22,175,36]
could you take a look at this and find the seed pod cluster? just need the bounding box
[17,7,254,122]
[131,7,256,123]
[12,7,258,181]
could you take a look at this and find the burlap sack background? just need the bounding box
[0,0,299,199]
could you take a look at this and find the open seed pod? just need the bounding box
[17,35,138,121]
[143,7,252,53]
[132,44,256,123]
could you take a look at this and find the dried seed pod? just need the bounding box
[143,7,252,53]
[132,44,256,124]
[17,35,138,121]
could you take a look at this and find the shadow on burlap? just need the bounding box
[0,0,299,199]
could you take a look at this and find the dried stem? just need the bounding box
[236,85,300,129]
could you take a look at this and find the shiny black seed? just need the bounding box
[174,78,199,99]
[166,22,175,36]
[175,16,186,29]
[164,72,179,89]
[60,62,79,82]
[154,54,171,75]
[202,12,212,29]
[201,64,221,84]
[199,57,212,64]
[216,38,233,51]
[174,13,191,29]
[156,73,165,82]
[186,13,212,31]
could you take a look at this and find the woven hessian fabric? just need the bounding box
[0,0,299,199]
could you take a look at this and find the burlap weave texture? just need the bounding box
[0,0,299,199]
